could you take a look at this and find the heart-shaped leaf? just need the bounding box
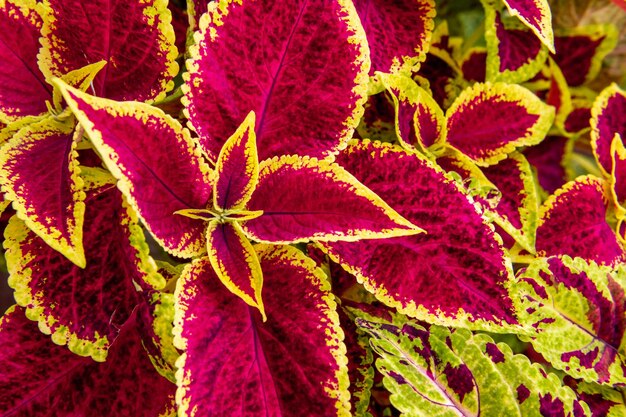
[444,82,554,166]
[536,175,625,265]
[552,25,618,87]
[483,1,549,84]
[0,117,85,267]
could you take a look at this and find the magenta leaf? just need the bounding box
[352,0,435,74]
[320,140,518,332]
[414,46,462,109]
[183,0,369,160]
[173,245,349,416]
[241,154,422,244]
[460,47,487,83]
[378,73,446,152]
[3,173,164,361]
[58,83,213,258]
[501,0,554,53]
[213,111,258,211]
[591,84,626,176]
[39,0,178,102]
[483,2,549,84]
[564,103,593,135]
[0,117,86,267]
[552,25,619,87]
[536,175,625,265]
[206,220,265,319]
[524,135,573,195]
[480,153,539,253]
[0,305,176,416]
[572,381,626,416]
[444,82,554,166]
[0,0,50,123]
[541,59,580,137]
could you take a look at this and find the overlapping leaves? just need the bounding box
[513,256,626,386]
[59,82,421,319]
[0,0,624,416]
[174,245,350,416]
[321,140,519,331]
[0,0,179,267]
[356,313,589,416]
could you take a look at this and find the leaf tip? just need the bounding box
[257,301,267,323]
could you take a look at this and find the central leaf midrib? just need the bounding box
[5,360,86,416]
[381,333,477,417]
[101,125,200,209]
[255,0,309,140]
[98,0,113,96]
[0,34,51,97]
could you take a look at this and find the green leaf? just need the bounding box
[512,256,626,385]
[356,315,589,416]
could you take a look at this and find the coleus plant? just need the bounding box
[0,0,625,416]
[0,0,178,267]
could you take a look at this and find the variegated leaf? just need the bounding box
[444,82,554,166]
[321,140,519,332]
[173,245,350,416]
[536,176,625,265]
[213,110,258,211]
[591,84,626,177]
[552,25,619,87]
[483,0,549,84]
[0,117,86,267]
[39,0,178,102]
[357,316,589,416]
[0,0,50,123]
[183,0,369,160]
[513,256,626,386]
[241,154,422,244]
[206,220,265,319]
[57,81,214,258]
[502,0,555,53]
[4,176,164,361]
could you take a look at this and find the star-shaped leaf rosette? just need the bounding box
[55,77,422,414]
[57,82,422,321]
